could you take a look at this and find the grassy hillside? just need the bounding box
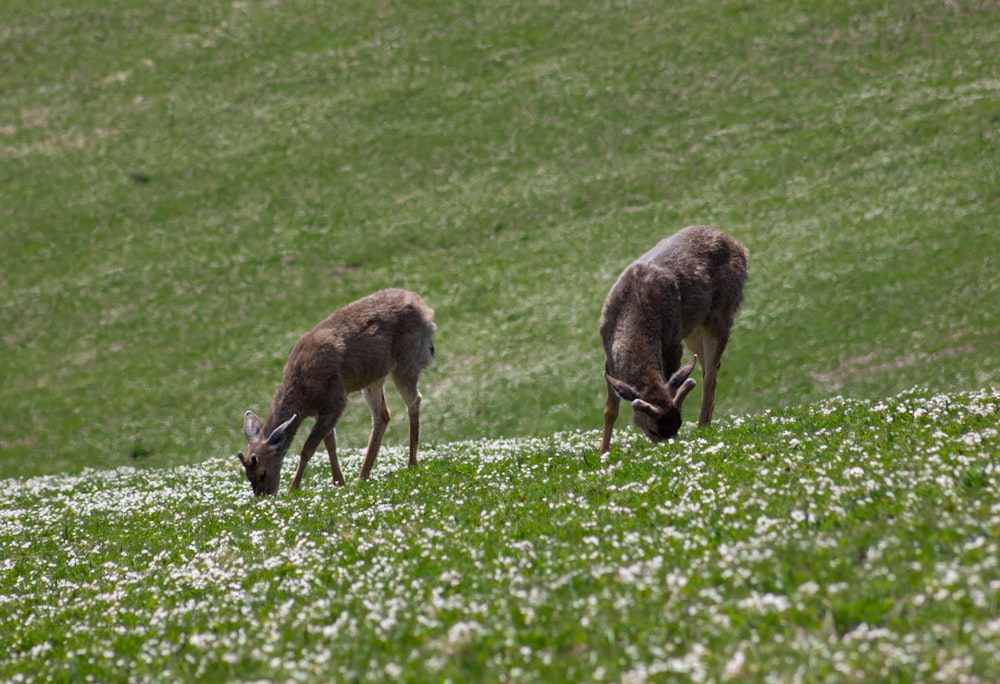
[1,388,998,681]
[1,0,999,478]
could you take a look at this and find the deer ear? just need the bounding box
[267,413,297,446]
[667,355,698,393]
[672,378,697,409]
[244,411,263,442]
[237,451,247,467]
[606,374,641,402]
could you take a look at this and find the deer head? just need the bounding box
[237,411,297,496]
[605,355,697,443]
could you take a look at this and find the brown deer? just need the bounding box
[599,225,747,454]
[238,288,436,496]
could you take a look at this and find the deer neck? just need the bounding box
[602,264,682,401]
[609,333,674,402]
[264,386,304,459]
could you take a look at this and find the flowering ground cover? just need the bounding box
[1,387,998,682]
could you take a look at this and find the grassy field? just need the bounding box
[2,2,999,679]
[1,0,998,478]
[1,388,998,681]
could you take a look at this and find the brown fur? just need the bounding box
[599,226,747,453]
[238,288,436,496]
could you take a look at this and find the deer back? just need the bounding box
[635,225,748,339]
[283,288,435,400]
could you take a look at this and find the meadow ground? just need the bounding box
[1,0,998,477]
[1,388,998,681]
[1,2,999,680]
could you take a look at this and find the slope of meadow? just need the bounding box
[1,0,998,478]
[1,388,998,681]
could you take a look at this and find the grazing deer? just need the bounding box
[238,288,436,496]
[599,225,747,454]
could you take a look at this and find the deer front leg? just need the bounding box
[599,380,620,455]
[323,432,345,487]
[291,414,337,491]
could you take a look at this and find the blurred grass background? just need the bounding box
[1,0,998,478]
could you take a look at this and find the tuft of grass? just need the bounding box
[1,0,998,478]
[1,388,999,681]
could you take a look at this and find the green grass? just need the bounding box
[1,388,998,681]
[1,0,998,478]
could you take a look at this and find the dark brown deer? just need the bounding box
[238,288,436,496]
[599,226,747,454]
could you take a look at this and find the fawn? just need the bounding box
[238,288,436,496]
[599,225,747,454]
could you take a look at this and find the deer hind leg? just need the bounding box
[681,329,707,422]
[690,328,728,428]
[599,377,621,455]
[358,380,391,481]
[684,328,703,365]
[392,371,423,469]
[323,431,345,487]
